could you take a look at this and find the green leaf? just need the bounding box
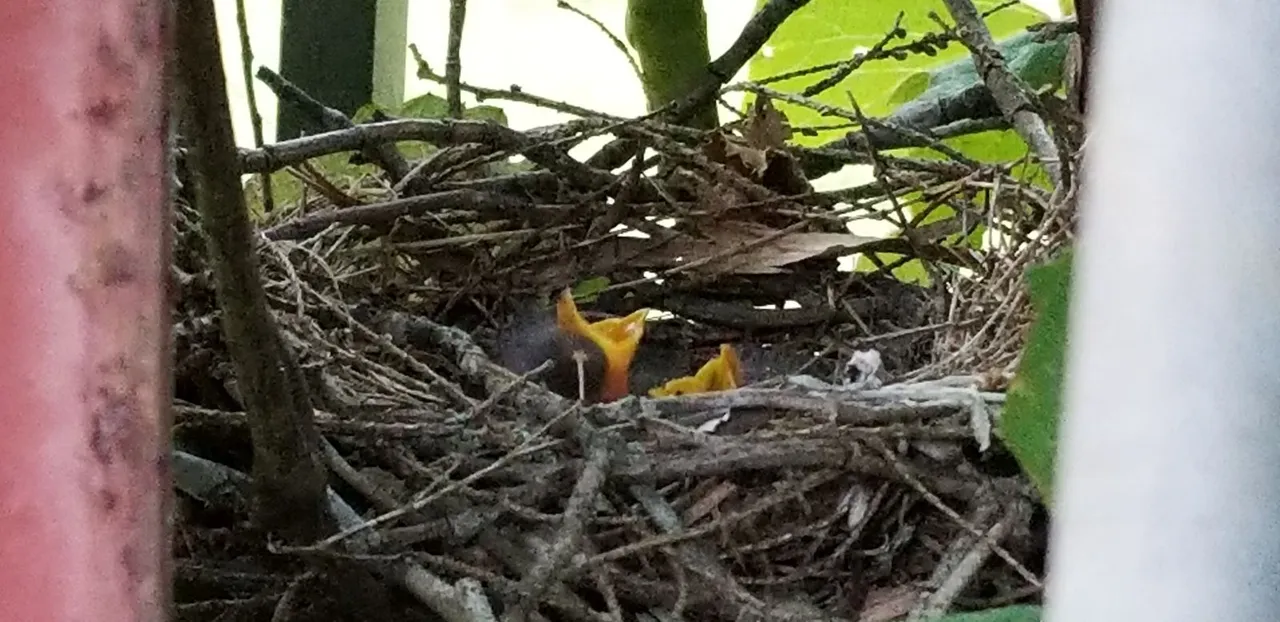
[351,102,381,123]
[747,0,1047,146]
[853,252,932,287]
[935,604,1043,622]
[362,91,511,127]
[349,92,511,162]
[400,92,509,125]
[399,91,452,118]
[999,249,1073,507]
[463,104,510,126]
[571,276,611,303]
[243,152,381,221]
[888,71,932,107]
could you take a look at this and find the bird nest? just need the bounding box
[170,92,1077,621]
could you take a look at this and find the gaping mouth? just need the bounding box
[555,289,649,401]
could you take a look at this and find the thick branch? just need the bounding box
[238,118,615,190]
[256,66,413,181]
[174,0,330,542]
[1076,0,1098,115]
[940,0,1064,188]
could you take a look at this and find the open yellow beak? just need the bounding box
[555,289,648,402]
[648,343,743,398]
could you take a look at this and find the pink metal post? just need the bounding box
[0,2,172,621]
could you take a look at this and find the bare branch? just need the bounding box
[939,0,1065,188]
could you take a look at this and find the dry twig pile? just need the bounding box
[170,5,1079,621]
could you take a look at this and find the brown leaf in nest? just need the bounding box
[699,97,810,196]
[701,131,758,180]
[742,95,792,150]
[607,220,879,276]
[699,221,875,275]
[723,139,769,177]
[759,148,811,196]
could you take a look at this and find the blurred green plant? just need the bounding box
[571,276,612,303]
[747,0,1050,143]
[937,604,1043,622]
[999,249,1073,506]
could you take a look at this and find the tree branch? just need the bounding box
[586,0,812,171]
[256,65,413,182]
[939,0,1065,188]
[238,118,616,190]
[445,0,468,118]
[174,0,330,543]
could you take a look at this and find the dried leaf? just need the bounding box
[743,95,792,149]
[582,222,881,276]
[697,221,879,275]
[723,139,769,177]
[702,131,764,180]
[704,102,809,193]
[759,148,811,195]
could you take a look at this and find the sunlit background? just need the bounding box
[212,0,1063,278]
[214,0,1062,146]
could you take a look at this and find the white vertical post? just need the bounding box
[1046,1,1280,620]
[373,0,408,108]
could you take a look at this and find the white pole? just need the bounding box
[1046,1,1280,620]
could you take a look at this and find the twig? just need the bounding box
[234,0,274,213]
[908,495,1035,619]
[269,571,314,622]
[410,44,624,121]
[238,118,616,190]
[585,0,812,171]
[557,1,644,85]
[802,12,906,97]
[310,408,573,549]
[298,279,479,409]
[260,189,535,241]
[172,449,488,622]
[628,485,771,620]
[936,0,1065,189]
[510,435,614,621]
[445,0,468,118]
[582,471,837,567]
[871,439,1041,587]
[255,65,413,181]
[319,438,403,513]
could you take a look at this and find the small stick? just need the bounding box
[572,350,588,402]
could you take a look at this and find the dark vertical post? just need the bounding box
[276,0,378,139]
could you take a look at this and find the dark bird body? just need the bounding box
[497,312,607,401]
[496,290,647,403]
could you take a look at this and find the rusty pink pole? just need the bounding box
[0,2,172,621]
